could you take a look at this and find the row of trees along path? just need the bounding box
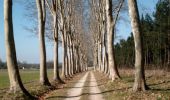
[3,0,164,99]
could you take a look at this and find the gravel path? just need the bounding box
[65,72,89,100]
[89,72,104,100]
[44,71,105,100]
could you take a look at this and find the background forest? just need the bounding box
[115,0,170,69]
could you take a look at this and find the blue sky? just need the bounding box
[0,0,158,63]
[116,0,158,41]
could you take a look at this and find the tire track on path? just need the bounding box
[89,71,104,100]
[65,72,89,100]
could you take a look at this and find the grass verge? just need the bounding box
[94,69,170,100]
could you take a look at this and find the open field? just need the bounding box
[0,69,53,89]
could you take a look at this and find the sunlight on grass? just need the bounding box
[0,69,53,89]
[94,69,170,100]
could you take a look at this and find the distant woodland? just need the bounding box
[115,0,170,69]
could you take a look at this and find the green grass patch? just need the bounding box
[0,69,53,89]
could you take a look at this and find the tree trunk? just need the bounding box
[93,44,98,70]
[4,0,34,98]
[106,0,120,80]
[98,39,102,71]
[168,33,170,65]
[72,44,76,74]
[66,35,71,77]
[53,14,64,83]
[69,35,74,75]
[54,40,63,82]
[77,48,81,72]
[75,47,78,73]
[61,33,66,77]
[128,0,148,91]
[71,39,74,74]
[103,31,108,75]
[36,0,50,86]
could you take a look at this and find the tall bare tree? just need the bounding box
[128,0,148,91]
[105,0,124,80]
[45,0,64,83]
[4,0,34,98]
[36,0,50,85]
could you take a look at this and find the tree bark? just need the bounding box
[70,37,74,74]
[45,0,64,83]
[73,44,77,74]
[66,35,72,77]
[128,0,148,91]
[68,35,74,75]
[53,14,58,81]
[53,14,64,83]
[36,0,50,85]
[61,32,66,77]
[106,0,120,80]
[4,0,34,98]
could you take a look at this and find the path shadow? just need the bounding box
[63,83,105,89]
[148,80,170,87]
[46,87,131,99]
[67,78,107,84]
[146,80,170,92]
[151,88,170,92]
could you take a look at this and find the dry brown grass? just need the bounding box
[95,69,170,100]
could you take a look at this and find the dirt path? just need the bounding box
[89,72,104,100]
[45,71,105,100]
[65,72,89,100]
